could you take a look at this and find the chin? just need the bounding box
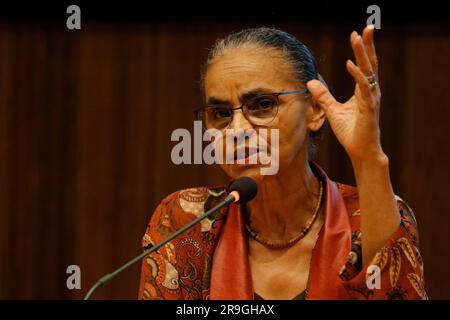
[222,164,268,183]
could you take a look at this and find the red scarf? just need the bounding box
[209,164,352,299]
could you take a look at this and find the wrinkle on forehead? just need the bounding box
[204,45,298,101]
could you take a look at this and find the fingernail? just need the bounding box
[367,24,375,30]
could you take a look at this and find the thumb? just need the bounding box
[306,79,338,113]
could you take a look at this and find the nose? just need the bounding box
[228,108,253,131]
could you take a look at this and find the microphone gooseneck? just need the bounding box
[84,176,257,300]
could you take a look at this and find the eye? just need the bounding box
[247,96,277,111]
[211,107,231,119]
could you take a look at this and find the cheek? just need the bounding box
[276,105,309,157]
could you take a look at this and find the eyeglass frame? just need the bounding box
[194,88,310,130]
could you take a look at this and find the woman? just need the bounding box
[138,26,427,300]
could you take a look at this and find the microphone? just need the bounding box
[227,176,258,203]
[83,176,258,300]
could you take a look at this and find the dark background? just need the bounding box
[0,1,449,299]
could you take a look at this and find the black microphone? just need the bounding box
[83,176,258,300]
[228,176,257,203]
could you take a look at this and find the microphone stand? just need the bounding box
[83,193,236,300]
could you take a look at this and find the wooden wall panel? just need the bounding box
[0,22,449,299]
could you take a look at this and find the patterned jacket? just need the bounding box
[138,164,427,300]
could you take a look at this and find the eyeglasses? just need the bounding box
[194,89,309,130]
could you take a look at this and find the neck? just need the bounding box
[244,153,322,243]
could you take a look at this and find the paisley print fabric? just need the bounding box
[138,172,426,300]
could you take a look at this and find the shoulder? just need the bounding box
[144,185,228,242]
[159,185,227,204]
[335,181,419,246]
[140,186,229,300]
[335,182,417,219]
[156,185,228,218]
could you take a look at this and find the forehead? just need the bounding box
[204,45,298,100]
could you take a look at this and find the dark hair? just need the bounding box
[200,27,327,159]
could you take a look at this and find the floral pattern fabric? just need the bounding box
[138,183,426,300]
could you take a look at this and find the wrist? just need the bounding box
[351,152,389,174]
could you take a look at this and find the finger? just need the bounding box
[350,31,374,77]
[346,60,375,106]
[306,79,338,113]
[362,25,379,77]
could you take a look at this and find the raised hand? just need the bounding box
[307,25,385,164]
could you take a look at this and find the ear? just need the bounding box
[306,98,326,133]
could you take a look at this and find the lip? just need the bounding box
[229,147,261,165]
[235,147,258,159]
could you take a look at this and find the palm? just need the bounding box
[327,88,381,160]
[307,26,383,163]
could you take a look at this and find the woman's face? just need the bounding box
[203,45,322,182]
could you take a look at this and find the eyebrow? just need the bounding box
[206,87,274,106]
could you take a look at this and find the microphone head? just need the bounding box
[228,177,258,203]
